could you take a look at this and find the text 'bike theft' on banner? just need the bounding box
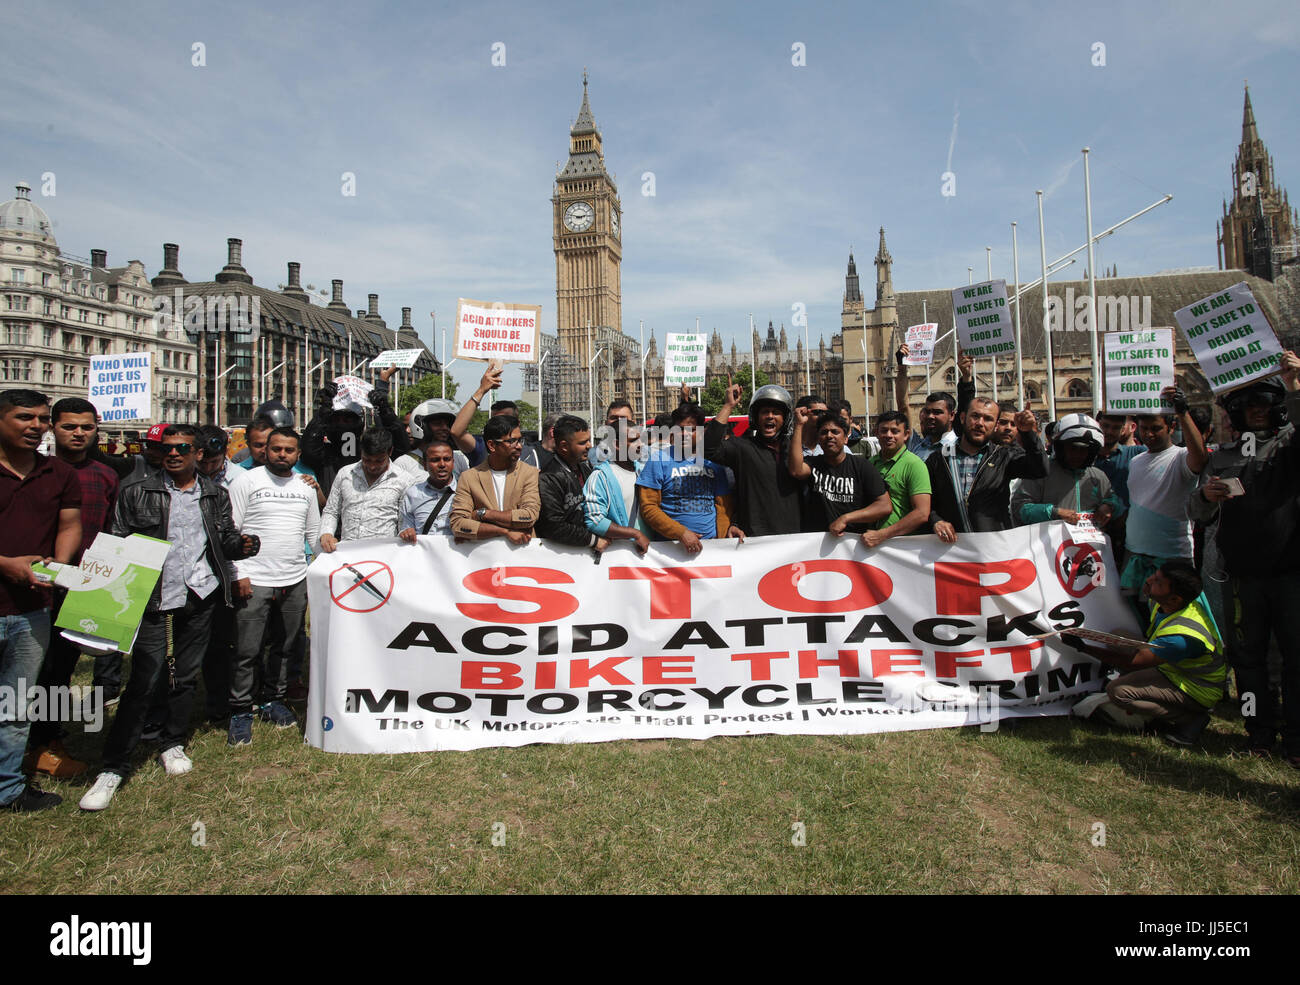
[454,298,540,363]
[1103,328,1175,413]
[305,526,1139,754]
[951,279,1015,358]
[1174,281,1284,393]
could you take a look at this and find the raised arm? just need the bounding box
[450,364,502,456]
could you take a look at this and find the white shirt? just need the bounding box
[320,460,417,544]
[230,468,322,586]
[491,469,508,511]
[612,464,639,523]
[1126,444,1197,559]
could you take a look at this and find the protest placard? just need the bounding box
[1174,281,1283,393]
[53,533,171,654]
[950,279,1016,358]
[368,349,424,369]
[1103,328,1175,413]
[454,299,540,363]
[664,333,707,385]
[903,323,939,366]
[331,375,373,411]
[88,353,152,423]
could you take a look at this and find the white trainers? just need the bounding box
[159,746,193,776]
[79,772,122,811]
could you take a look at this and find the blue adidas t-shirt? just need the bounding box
[636,452,731,538]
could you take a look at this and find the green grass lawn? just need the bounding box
[5,692,1298,894]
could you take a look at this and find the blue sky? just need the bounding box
[6,0,1298,396]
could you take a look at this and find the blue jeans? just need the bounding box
[0,609,51,805]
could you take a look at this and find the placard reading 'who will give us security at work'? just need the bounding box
[1103,329,1175,413]
[1174,282,1283,393]
[951,280,1015,358]
[88,353,152,423]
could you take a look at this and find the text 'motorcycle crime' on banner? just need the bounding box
[305,526,1138,753]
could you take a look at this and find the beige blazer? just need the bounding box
[449,460,540,538]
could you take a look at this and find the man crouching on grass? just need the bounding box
[1063,560,1226,748]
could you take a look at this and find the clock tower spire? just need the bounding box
[554,74,625,398]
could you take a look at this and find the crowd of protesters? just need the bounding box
[1,345,1298,813]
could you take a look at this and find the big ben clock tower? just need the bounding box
[553,72,624,371]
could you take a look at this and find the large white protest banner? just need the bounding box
[1103,329,1175,413]
[454,298,540,363]
[305,526,1137,753]
[88,353,152,423]
[903,323,939,366]
[663,333,707,386]
[1174,281,1283,393]
[951,279,1015,358]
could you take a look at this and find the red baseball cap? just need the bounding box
[146,423,169,443]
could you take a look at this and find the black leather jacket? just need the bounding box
[926,430,1048,533]
[111,470,247,611]
[536,455,597,547]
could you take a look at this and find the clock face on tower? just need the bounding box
[563,201,595,232]
[611,209,619,237]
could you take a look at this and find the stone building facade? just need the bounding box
[0,182,199,435]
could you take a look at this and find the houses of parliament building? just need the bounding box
[533,81,1299,425]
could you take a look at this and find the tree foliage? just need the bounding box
[699,365,771,415]
[397,373,458,416]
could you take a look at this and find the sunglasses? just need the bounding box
[492,436,524,446]
[163,443,194,456]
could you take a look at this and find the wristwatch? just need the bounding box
[475,507,487,521]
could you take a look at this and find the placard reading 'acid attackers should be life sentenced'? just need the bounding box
[1174,281,1284,393]
[951,279,1015,358]
[663,333,707,386]
[1103,329,1175,413]
[454,299,540,363]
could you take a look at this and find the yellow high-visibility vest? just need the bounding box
[1149,600,1227,708]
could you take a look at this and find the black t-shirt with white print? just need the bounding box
[801,453,888,533]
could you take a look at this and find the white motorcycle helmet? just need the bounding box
[409,398,459,440]
[1053,413,1103,467]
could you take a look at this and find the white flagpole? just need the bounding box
[1083,147,1100,414]
[987,246,997,404]
[639,319,646,419]
[1037,190,1058,421]
[1012,221,1025,407]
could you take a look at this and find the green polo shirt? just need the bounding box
[869,446,931,527]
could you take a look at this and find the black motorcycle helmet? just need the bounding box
[254,399,295,430]
[1220,377,1287,432]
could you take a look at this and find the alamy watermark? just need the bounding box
[1047,289,1152,333]
[152,288,261,339]
[0,680,103,732]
